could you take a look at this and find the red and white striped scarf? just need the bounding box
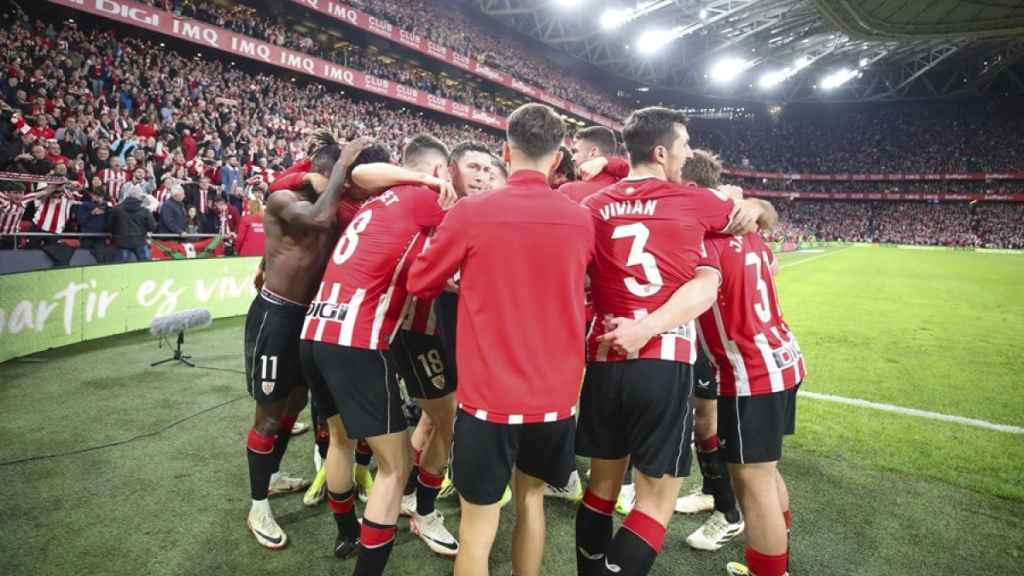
[0,193,30,235]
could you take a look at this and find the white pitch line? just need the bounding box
[799,390,1024,434]
[781,246,852,270]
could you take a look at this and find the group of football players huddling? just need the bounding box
[240,103,804,576]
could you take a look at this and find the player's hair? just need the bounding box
[311,143,341,176]
[489,155,508,178]
[403,134,449,167]
[448,141,492,165]
[576,126,617,156]
[347,141,392,179]
[306,128,337,156]
[622,106,690,166]
[506,103,565,160]
[681,149,723,188]
[554,145,576,182]
[307,129,341,175]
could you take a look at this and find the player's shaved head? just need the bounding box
[681,149,723,188]
[506,103,565,160]
[403,134,449,173]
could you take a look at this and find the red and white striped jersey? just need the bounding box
[99,168,127,203]
[32,187,80,234]
[301,185,445,350]
[0,193,30,235]
[697,233,806,397]
[584,179,737,364]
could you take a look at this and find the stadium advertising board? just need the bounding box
[0,257,260,363]
[726,168,1024,182]
[47,0,508,130]
[745,189,1024,202]
[286,0,624,130]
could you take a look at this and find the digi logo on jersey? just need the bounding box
[771,341,802,370]
[663,322,694,340]
[306,301,348,321]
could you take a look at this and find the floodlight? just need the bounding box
[859,57,870,68]
[699,8,708,19]
[600,8,630,30]
[759,70,787,89]
[793,55,811,69]
[821,68,857,90]
[710,57,750,83]
[636,29,675,55]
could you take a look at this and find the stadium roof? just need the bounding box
[473,0,1024,102]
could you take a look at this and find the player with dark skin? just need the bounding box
[244,137,375,549]
[252,137,374,443]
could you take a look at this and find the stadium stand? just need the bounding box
[0,5,1021,256]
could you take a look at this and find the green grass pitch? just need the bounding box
[2,245,1023,575]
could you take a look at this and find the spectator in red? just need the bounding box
[234,197,265,256]
[181,128,198,161]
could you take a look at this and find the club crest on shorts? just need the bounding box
[261,380,275,395]
[431,375,446,390]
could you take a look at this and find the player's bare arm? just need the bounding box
[723,198,767,235]
[267,138,372,231]
[755,198,779,229]
[350,163,458,208]
[598,267,721,355]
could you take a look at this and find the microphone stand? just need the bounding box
[151,332,195,368]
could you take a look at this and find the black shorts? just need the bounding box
[244,290,307,404]
[718,385,799,464]
[433,292,459,381]
[576,359,695,479]
[692,345,719,400]
[450,409,576,505]
[300,340,407,440]
[389,330,456,400]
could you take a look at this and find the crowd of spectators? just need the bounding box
[0,12,500,259]
[770,200,1023,249]
[726,177,1024,196]
[0,9,1022,259]
[692,101,1024,174]
[137,0,524,116]
[344,0,630,119]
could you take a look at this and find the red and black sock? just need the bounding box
[328,489,360,540]
[745,545,788,576]
[576,490,615,576]
[698,435,741,522]
[416,468,444,517]
[353,519,397,576]
[354,439,373,467]
[246,427,276,500]
[270,416,296,474]
[602,510,665,576]
[315,422,330,461]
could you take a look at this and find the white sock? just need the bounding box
[251,498,271,515]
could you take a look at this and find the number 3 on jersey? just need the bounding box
[333,210,373,264]
[612,222,663,297]
[745,251,780,323]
